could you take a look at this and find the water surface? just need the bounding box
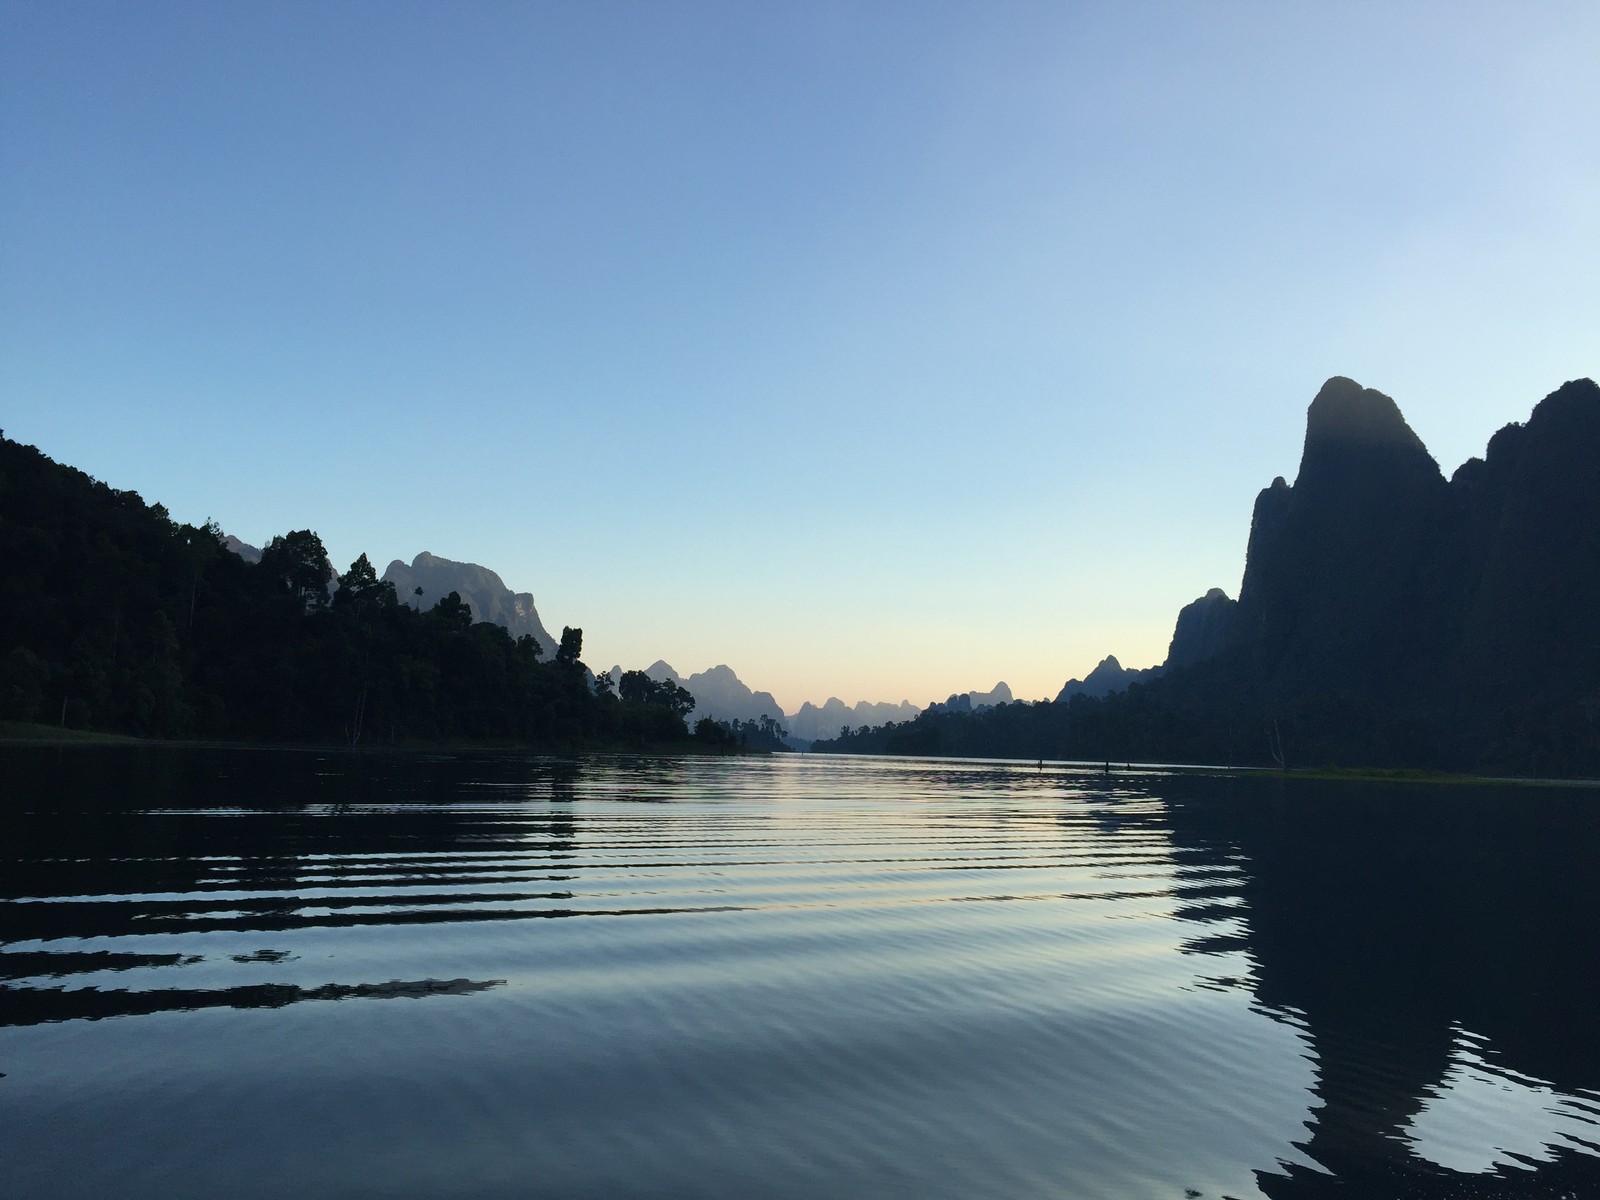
[2,748,1597,1198]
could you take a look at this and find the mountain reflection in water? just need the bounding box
[1,747,1596,1199]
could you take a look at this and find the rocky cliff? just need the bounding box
[640,660,786,726]
[1198,374,1600,768]
[382,552,558,657]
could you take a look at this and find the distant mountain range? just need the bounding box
[352,553,1006,744]
[629,662,1005,746]
[786,697,925,743]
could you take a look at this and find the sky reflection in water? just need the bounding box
[1,748,1596,1198]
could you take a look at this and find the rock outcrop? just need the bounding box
[222,534,262,563]
[382,552,557,656]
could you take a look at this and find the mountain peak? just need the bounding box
[1304,377,1425,451]
[1296,377,1439,488]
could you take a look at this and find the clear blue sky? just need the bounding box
[4,1,1597,712]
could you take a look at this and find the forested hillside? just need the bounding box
[0,434,713,749]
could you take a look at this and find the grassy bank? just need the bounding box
[0,720,144,744]
[1272,764,1600,788]
[0,722,777,757]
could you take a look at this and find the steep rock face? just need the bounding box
[1453,379,1600,704]
[1057,655,1161,702]
[382,552,557,656]
[1165,588,1238,669]
[1205,374,1599,768]
[1235,376,1450,694]
[638,660,786,725]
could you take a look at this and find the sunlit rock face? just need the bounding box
[382,551,558,657]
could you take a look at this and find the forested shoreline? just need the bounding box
[0,433,779,752]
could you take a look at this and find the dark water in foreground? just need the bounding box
[2,748,1597,1199]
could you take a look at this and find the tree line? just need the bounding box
[0,433,771,751]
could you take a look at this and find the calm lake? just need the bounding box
[2,747,1597,1199]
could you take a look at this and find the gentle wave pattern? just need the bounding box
[2,748,1597,1198]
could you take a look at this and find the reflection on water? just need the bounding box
[1,747,1596,1198]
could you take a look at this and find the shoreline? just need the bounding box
[5,723,1595,786]
[0,721,777,758]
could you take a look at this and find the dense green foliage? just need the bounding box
[693,714,790,751]
[0,434,697,749]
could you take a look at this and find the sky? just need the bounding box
[4,1,1598,714]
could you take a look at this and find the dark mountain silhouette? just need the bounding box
[1232,376,1452,700]
[1218,374,1600,769]
[1164,587,1237,669]
[820,376,1600,775]
[383,552,557,657]
[1056,656,1159,701]
[929,682,1015,713]
[1051,587,1237,704]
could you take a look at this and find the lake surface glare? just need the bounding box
[2,748,1597,1199]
